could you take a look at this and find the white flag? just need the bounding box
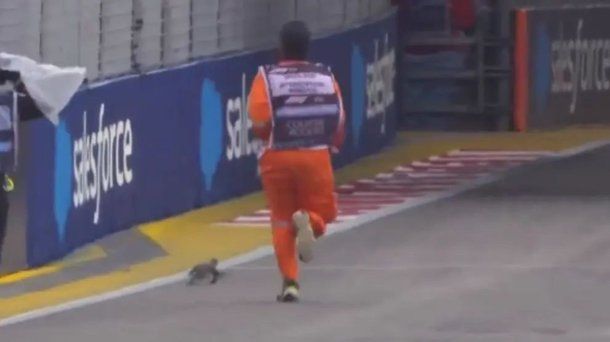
[0,52,86,126]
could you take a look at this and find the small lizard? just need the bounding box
[187,258,221,285]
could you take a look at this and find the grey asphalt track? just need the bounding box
[3,145,610,341]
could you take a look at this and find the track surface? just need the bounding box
[4,145,610,341]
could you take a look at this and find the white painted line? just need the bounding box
[410,161,434,167]
[396,168,492,175]
[358,185,412,190]
[231,264,610,271]
[419,160,484,167]
[430,155,538,162]
[370,179,458,186]
[338,194,407,200]
[394,166,414,172]
[351,191,409,197]
[407,185,453,191]
[549,139,610,157]
[396,166,458,173]
[339,204,374,209]
[338,199,398,204]
[356,178,416,185]
[396,167,482,181]
[407,165,491,172]
[2,141,606,328]
[375,173,394,179]
[400,172,473,178]
[338,184,355,190]
[340,210,374,215]
[448,150,552,156]
[420,168,451,173]
[337,211,366,216]
[336,215,359,221]
[355,178,377,184]
[411,160,482,168]
[0,246,274,328]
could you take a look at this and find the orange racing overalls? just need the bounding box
[247,61,345,282]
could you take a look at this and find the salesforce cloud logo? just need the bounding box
[54,120,72,244]
[533,22,552,115]
[199,78,223,191]
[351,45,366,148]
[53,105,135,244]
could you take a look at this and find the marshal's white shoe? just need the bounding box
[276,280,300,303]
[293,210,315,263]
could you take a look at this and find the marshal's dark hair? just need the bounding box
[280,21,311,60]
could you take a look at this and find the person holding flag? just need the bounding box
[0,53,85,265]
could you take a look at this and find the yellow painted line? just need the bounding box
[0,265,60,285]
[2,127,610,319]
[0,245,106,286]
[0,226,267,318]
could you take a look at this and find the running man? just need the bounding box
[247,21,345,302]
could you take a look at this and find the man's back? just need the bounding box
[248,61,345,151]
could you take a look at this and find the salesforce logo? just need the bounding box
[199,79,223,191]
[351,45,366,147]
[200,75,261,191]
[547,20,610,114]
[351,34,396,148]
[53,104,135,243]
[533,22,552,115]
[54,120,72,243]
[225,74,262,161]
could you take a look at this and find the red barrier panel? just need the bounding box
[513,9,529,132]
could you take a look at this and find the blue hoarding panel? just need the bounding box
[27,13,397,267]
[526,6,610,128]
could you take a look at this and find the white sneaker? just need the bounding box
[276,280,300,303]
[293,210,315,263]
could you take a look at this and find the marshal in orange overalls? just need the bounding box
[248,61,345,283]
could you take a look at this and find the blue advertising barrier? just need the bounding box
[26,12,397,267]
[514,5,610,130]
